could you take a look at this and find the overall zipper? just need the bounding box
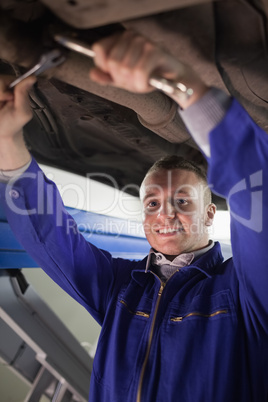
[136,278,165,402]
[135,266,227,401]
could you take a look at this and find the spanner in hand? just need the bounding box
[9,49,65,89]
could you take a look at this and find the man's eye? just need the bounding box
[176,198,188,205]
[147,201,158,208]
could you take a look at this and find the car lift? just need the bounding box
[0,269,93,401]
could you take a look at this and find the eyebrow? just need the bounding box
[174,190,191,197]
[142,192,158,203]
[142,189,191,203]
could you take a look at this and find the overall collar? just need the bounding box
[131,241,224,287]
[145,240,215,273]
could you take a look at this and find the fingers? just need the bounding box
[0,75,37,137]
[91,31,160,92]
[90,31,188,93]
[92,32,123,73]
[14,75,36,103]
[89,68,113,85]
[0,75,36,115]
[0,77,14,103]
[0,77,13,114]
[13,76,36,119]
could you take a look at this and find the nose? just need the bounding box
[158,201,176,219]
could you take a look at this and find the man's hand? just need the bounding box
[90,30,208,108]
[0,76,36,170]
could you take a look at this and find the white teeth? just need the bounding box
[158,228,179,234]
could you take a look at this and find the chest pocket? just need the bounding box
[93,278,155,394]
[167,289,236,325]
[158,290,239,400]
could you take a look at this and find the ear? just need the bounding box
[204,203,216,226]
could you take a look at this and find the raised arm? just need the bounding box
[0,75,134,324]
[0,76,35,170]
[205,101,268,329]
[90,31,268,327]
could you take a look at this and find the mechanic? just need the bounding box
[0,31,268,402]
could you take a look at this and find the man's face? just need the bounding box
[140,169,215,259]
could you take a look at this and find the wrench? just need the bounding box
[9,49,66,89]
[54,34,193,100]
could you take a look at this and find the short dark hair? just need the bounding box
[144,155,212,204]
[146,155,207,182]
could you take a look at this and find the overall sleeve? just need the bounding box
[0,159,132,325]
[207,99,268,332]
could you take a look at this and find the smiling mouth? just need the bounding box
[157,227,184,234]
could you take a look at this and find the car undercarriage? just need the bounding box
[0,0,267,209]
